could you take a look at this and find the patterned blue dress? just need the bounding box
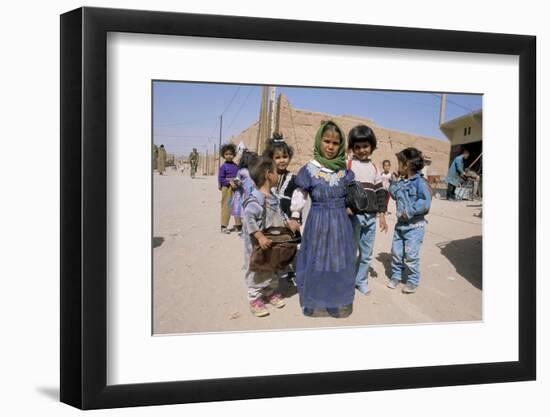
[295,161,356,310]
[230,168,255,218]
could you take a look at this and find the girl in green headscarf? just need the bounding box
[289,120,357,318]
[313,120,348,171]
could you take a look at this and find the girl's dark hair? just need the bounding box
[249,156,275,188]
[263,132,294,160]
[348,124,377,150]
[396,147,425,173]
[220,143,236,157]
[382,159,391,165]
[239,150,259,169]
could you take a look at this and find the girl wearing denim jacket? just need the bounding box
[387,148,432,294]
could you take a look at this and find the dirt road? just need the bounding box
[153,172,482,334]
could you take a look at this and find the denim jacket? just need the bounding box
[242,189,287,248]
[389,174,431,224]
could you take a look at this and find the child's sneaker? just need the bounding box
[250,299,269,317]
[266,292,286,308]
[356,285,372,296]
[387,278,400,289]
[402,282,418,294]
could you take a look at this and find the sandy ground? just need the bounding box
[153,171,482,334]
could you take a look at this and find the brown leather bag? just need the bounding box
[248,202,300,272]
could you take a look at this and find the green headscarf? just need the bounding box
[313,120,347,171]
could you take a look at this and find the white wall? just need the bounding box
[449,122,483,146]
[0,1,545,416]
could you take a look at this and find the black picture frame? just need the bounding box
[60,6,536,410]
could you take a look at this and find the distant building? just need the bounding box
[439,108,482,173]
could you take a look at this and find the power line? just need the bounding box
[154,134,217,139]
[206,119,219,141]
[221,86,241,116]
[154,86,240,134]
[430,93,474,113]
[226,86,255,131]
[367,90,474,113]
[153,119,198,128]
[367,90,439,109]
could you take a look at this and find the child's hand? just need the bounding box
[346,207,354,216]
[229,180,237,189]
[287,219,301,233]
[379,213,388,233]
[257,235,272,250]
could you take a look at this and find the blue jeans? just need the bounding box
[353,213,377,293]
[391,222,425,285]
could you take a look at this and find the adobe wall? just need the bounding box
[233,94,450,176]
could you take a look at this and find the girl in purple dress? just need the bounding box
[291,121,356,318]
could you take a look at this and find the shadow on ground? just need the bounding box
[437,235,482,290]
[36,386,59,401]
[153,237,165,248]
[376,252,393,280]
[279,278,298,299]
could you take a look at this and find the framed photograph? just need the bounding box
[60,6,536,410]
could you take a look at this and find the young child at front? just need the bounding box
[292,120,357,318]
[263,134,301,287]
[263,134,301,223]
[242,156,299,317]
[347,125,389,295]
[218,143,241,234]
[387,148,432,294]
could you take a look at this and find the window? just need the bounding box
[464,127,467,136]
[468,126,471,135]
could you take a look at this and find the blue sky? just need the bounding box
[153,81,482,156]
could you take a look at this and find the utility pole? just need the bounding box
[256,86,268,154]
[213,144,217,176]
[217,114,223,173]
[268,86,276,138]
[253,86,278,155]
[439,93,447,126]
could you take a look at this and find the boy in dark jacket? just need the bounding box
[347,125,389,295]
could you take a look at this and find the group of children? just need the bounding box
[217,120,432,318]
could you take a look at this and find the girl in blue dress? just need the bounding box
[290,120,356,318]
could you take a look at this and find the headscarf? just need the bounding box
[313,120,347,171]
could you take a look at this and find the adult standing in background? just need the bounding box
[189,148,199,178]
[153,144,158,171]
[157,144,167,175]
[446,147,469,200]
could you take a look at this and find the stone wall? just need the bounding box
[233,94,450,176]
